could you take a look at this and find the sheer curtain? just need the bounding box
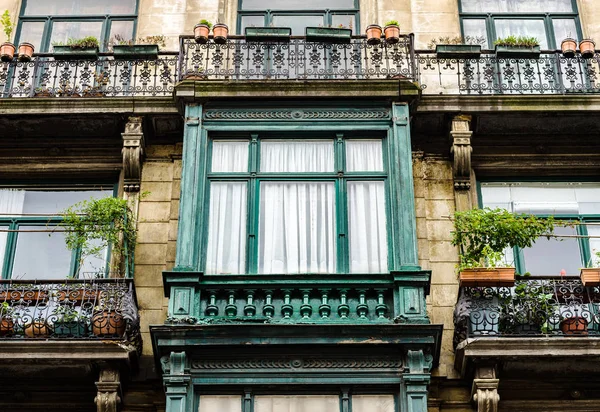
[348,181,388,273]
[259,182,335,274]
[346,140,384,172]
[198,396,241,412]
[212,141,249,172]
[352,395,395,412]
[0,190,26,267]
[260,140,334,172]
[205,182,247,274]
[254,396,339,412]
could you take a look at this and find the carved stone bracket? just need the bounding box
[122,116,145,192]
[450,115,473,190]
[472,365,500,412]
[95,364,121,412]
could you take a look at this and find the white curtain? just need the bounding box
[198,396,241,412]
[259,182,335,274]
[212,141,249,172]
[348,181,388,273]
[205,182,247,274]
[461,0,572,13]
[254,396,339,412]
[260,140,334,172]
[0,190,26,268]
[345,140,384,172]
[352,395,395,412]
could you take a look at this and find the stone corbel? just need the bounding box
[122,116,145,192]
[471,365,500,412]
[450,115,473,190]
[95,364,121,412]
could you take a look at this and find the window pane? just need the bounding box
[522,225,581,276]
[110,20,135,44]
[18,21,45,52]
[254,396,339,412]
[260,140,334,172]
[206,183,247,274]
[79,238,108,278]
[495,19,548,49]
[241,15,266,33]
[242,0,355,10]
[12,226,72,279]
[24,0,136,15]
[272,15,324,35]
[352,395,395,412]
[346,140,384,172]
[259,182,335,274]
[0,189,111,215]
[587,224,600,267]
[348,181,387,273]
[0,225,7,272]
[199,396,241,412]
[553,19,578,46]
[50,21,104,49]
[461,0,573,13]
[462,19,488,47]
[332,14,355,33]
[212,141,249,172]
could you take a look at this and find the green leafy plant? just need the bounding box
[452,207,558,271]
[110,34,166,49]
[384,20,399,26]
[427,35,486,49]
[1,10,13,42]
[59,197,137,276]
[502,280,557,334]
[53,305,81,323]
[0,301,14,318]
[494,35,539,47]
[53,36,100,49]
[199,19,213,28]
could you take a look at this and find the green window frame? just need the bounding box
[237,0,360,35]
[15,0,139,53]
[0,185,116,280]
[459,0,582,49]
[203,133,391,275]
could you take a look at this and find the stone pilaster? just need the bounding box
[122,116,145,193]
[95,364,121,412]
[401,349,432,412]
[162,351,192,412]
[472,365,500,412]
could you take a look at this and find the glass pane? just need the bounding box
[254,396,340,412]
[0,225,7,273]
[241,15,266,33]
[332,14,355,33]
[345,140,384,171]
[12,226,72,279]
[18,21,45,52]
[242,0,355,10]
[260,140,334,172]
[0,189,112,215]
[212,141,249,172]
[352,395,395,412]
[272,15,324,35]
[79,238,108,278]
[553,18,578,46]
[206,183,247,274]
[522,225,581,276]
[24,0,136,15]
[587,224,600,267]
[495,19,548,49]
[461,0,573,13]
[348,181,388,273]
[259,182,335,274]
[110,20,135,45]
[50,21,103,49]
[199,396,241,412]
[462,19,488,47]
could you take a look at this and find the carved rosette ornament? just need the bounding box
[450,115,473,190]
[472,365,500,412]
[122,116,145,192]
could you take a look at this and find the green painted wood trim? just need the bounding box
[163,351,193,412]
[400,350,431,412]
[175,104,206,272]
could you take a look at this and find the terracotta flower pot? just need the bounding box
[383,24,400,44]
[0,290,47,301]
[560,317,588,335]
[459,267,516,287]
[579,39,595,59]
[24,321,51,338]
[17,42,34,62]
[212,23,229,45]
[57,289,100,302]
[92,310,126,337]
[0,318,14,336]
[0,42,16,62]
[366,24,383,45]
[561,38,577,58]
[580,268,600,286]
[194,24,210,44]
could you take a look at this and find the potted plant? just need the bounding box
[579,38,595,59]
[428,35,486,59]
[305,24,352,44]
[561,37,578,58]
[0,301,14,336]
[111,34,165,60]
[494,35,540,58]
[53,305,88,337]
[366,24,382,45]
[452,207,557,287]
[17,41,34,62]
[24,321,52,338]
[194,19,212,44]
[53,36,100,60]
[82,72,109,97]
[559,307,589,335]
[91,306,126,337]
[502,279,557,335]
[212,22,229,44]
[383,20,400,44]
[580,250,600,286]
[245,26,292,42]
[0,10,15,62]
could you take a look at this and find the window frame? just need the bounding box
[203,133,392,275]
[458,0,583,49]
[0,184,118,280]
[15,0,140,53]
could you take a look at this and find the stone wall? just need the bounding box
[0,0,21,43]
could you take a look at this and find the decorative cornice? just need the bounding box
[203,108,391,122]
[191,358,402,370]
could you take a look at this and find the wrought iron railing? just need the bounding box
[417,50,600,94]
[0,52,178,98]
[0,279,140,344]
[179,35,417,81]
[454,277,600,345]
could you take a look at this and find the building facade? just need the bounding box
[1,0,600,411]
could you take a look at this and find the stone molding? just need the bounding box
[191,358,402,370]
[95,364,121,412]
[122,116,146,192]
[471,365,499,412]
[203,108,391,121]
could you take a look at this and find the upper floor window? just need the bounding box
[480,182,600,276]
[16,0,138,53]
[0,187,114,279]
[460,0,582,49]
[237,0,359,35]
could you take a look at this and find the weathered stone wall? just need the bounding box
[578,0,600,40]
[0,0,21,43]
